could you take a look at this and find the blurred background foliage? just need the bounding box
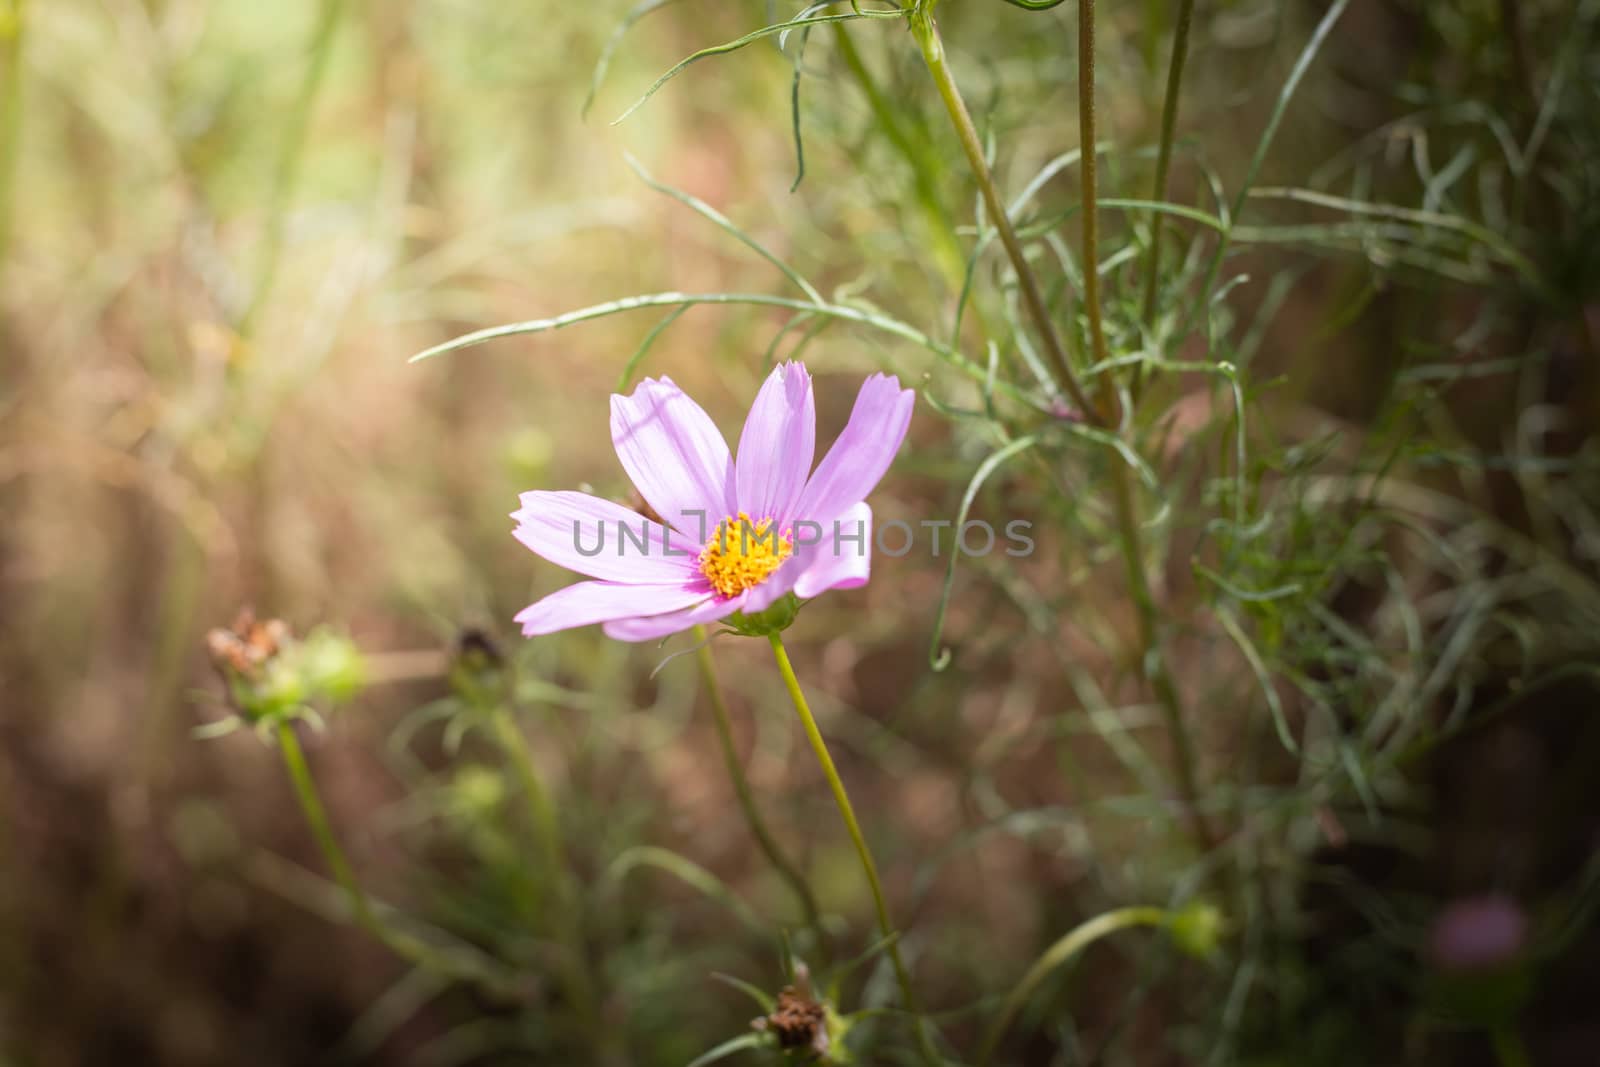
[2,0,1598,1065]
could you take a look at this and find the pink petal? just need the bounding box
[735,362,815,525]
[611,376,735,535]
[515,580,712,637]
[797,373,914,525]
[793,502,873,598]
[511,490,701,583]
[601,592,747,642]
[740,560,802,615]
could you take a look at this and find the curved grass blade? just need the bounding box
[583,0,684,119]
[616,303,690,391]
[624,153,824,304]
[612,8,907,126]
[606,845,765,932]
[408,290,1020,402]
[1215,605,1298,754]
[686,1033,765,1067]
[929,434,1040,670]
[710,971,776,1013]
[978,907,1168,1065]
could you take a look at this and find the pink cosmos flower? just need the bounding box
[511,362,915,641]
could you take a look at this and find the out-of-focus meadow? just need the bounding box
[3,1,1599,1065]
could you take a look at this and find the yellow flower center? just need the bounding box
[700,512,793,598]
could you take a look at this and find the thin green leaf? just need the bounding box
[606,846,765,932]
[408,290,1017,401]
[929,434,1040,671]
[583,0,684,118]
[617,304,691,391]
[710,972,776,1013]
[1215,606,1298,754]
[611,8,906,125]
[686,1033,765,1067]
[624,154,824,304]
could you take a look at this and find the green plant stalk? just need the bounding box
[275,720,522,996]
[692,625,823,936]
[1108,467,1216,853]
[833,24,968,294]
[241,0,349,331]
[1083,0,1214,856]
[913,0,1214,859]
[1132,0,1196,403]
[978,906,1167,1065]
[487,705,617,1061]
[909,7,1099,422]
[276,721,383,932]
[767,633,935,1058]
[1074,0,1114,412]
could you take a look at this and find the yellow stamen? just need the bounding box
[700,512,793,598]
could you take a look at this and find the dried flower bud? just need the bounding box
[756,985,830,1058]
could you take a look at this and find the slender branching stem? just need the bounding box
[767,634,934,1058]
[1081,0,1214,856]
[1133,0,1197,403]
[1107,469,1216,852]
[911,0,1215,859]
[909,8,1100,422]
[692,626,823,938]
[1075,0,1115,419]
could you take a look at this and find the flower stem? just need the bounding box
[693,625,823,939]
[1080,0,1215,857]
[275,721,522,996]
[767,633,934,1057]
[1075,0,1114,417]
[1132,0,1197,403]
[276,721,382,932]
[487,705,619,1062]
[913,0,1215,860]
[909,7,1101,423]
[1108,466,1216,853]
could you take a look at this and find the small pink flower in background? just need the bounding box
[1426,894,1528,972]
[511,362,914,641]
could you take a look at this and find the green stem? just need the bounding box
[693,626,823,938]
[242,0,349,331]
[275,721,527,998]
[912,0,1214,861]
[909,8,1100,422]
[833,24,968,297]
[1132,0,1196,403]
[1075,0,1115,418]
[488,706,566,875]
[276,720,382,933]
[487,705,618,1062]
[1108,467,1215,853]
[978,906,1167,1065]
[767,633,934,1058]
